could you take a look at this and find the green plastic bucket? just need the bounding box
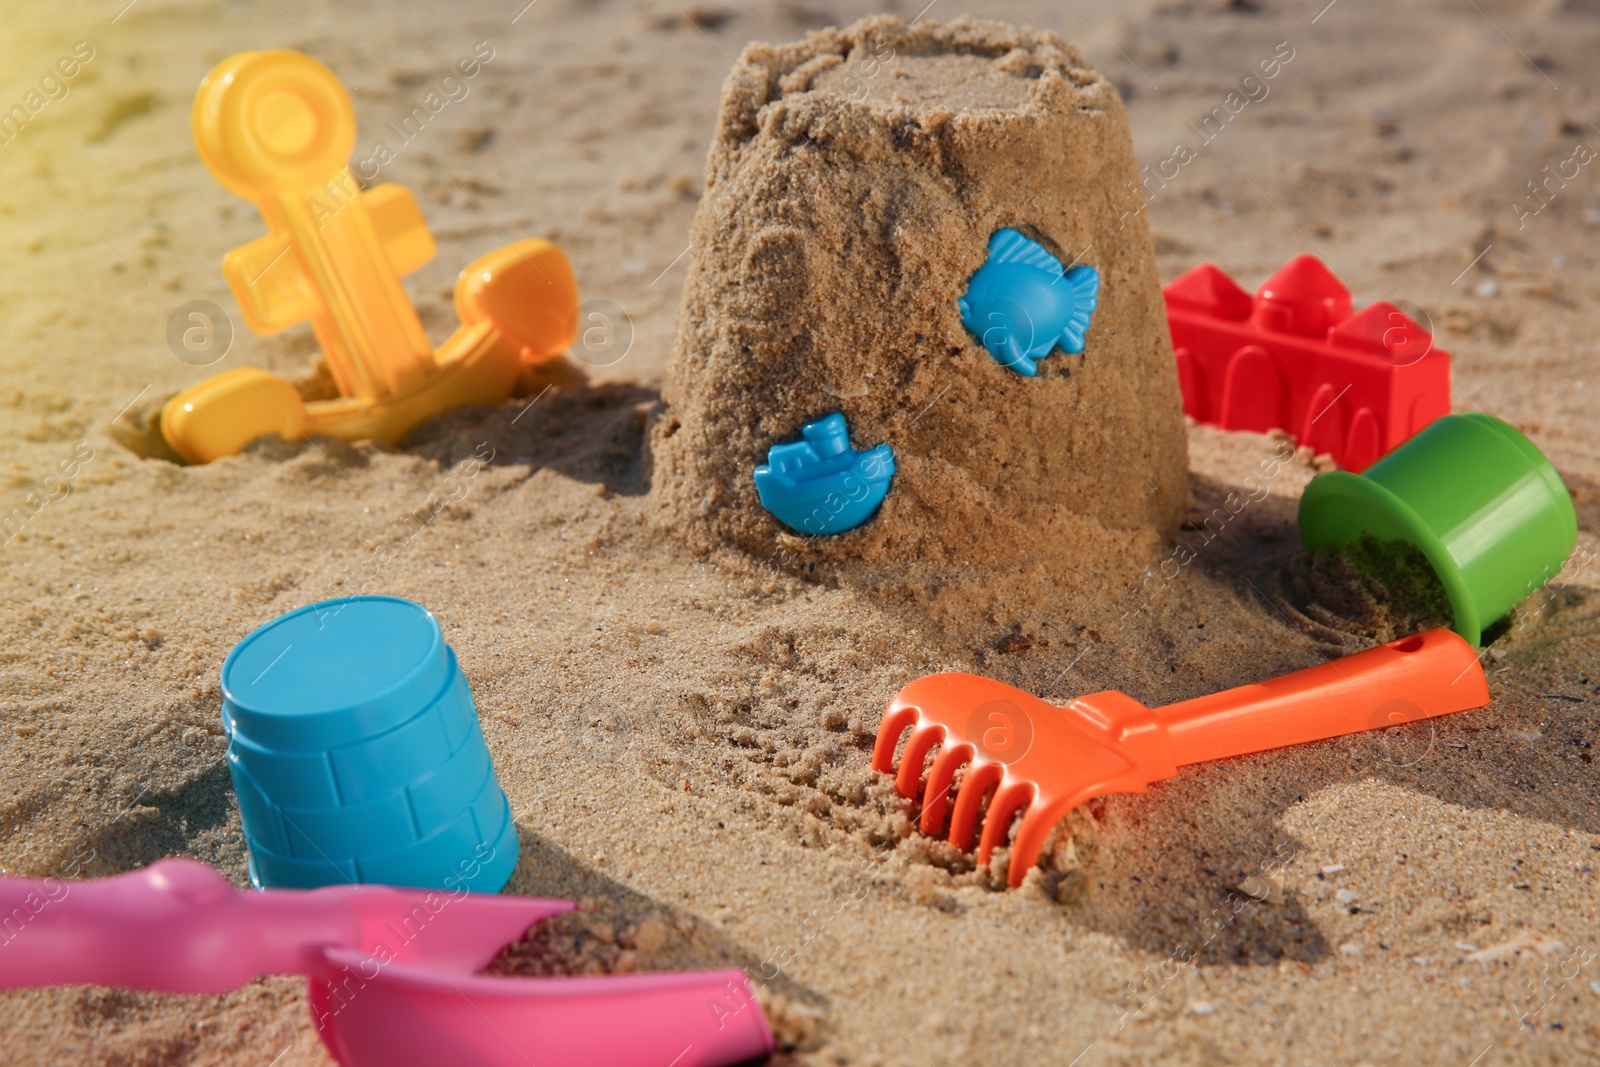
[1299,413,1577,645]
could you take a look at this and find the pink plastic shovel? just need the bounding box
[0,858,773,1067]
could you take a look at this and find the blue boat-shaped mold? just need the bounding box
[753,412,895,536]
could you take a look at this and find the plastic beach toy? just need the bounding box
[1165,255,1451,471]
[162,50,580,464]
[958,228,1100,376]
[223,596,518,891]
[0,858,774,1067]
[876,629,1489,886]
[1299,412,1577,645]
[753,412,895,535]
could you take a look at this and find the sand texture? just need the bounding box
[1,1,1598,1066]
[654,16,1188,629]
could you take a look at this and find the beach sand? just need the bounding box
[1,1,1598,1064]
[654,15,1189,619]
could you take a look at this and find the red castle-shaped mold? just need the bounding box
[1164,255,1451,471]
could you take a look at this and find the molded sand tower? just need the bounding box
[654,16,1188,620]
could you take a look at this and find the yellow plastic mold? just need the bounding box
[163,50,579,464]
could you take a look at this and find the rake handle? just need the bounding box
[1153,629,1489,767]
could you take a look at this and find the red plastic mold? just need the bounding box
[1163,255,1451,471]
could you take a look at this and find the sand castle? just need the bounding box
[653,16,1189,617]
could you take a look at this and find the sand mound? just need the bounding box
[652,15,1188,629]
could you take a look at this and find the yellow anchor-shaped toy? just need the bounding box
[162,50,578,464]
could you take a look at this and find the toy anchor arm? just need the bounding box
[362,183,435,277]
[222,184,433,338]
[223,232,316,335]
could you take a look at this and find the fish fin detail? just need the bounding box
[990,328,1037,375]
[987,228,1064,279]
[1058,265,1101,354]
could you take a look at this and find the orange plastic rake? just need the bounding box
[873,630,1489,886]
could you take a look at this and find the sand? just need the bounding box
[1,1,1598,1065]
[654,16,1188,629]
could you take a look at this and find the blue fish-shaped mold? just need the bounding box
[958,228,1101,376]
[753,413,895,536]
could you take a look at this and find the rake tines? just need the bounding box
[874,699,1045,880]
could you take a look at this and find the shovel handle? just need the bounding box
[0,858,353,994]
[1155,629,1489,767]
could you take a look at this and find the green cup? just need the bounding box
[1299,413,1577,645]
